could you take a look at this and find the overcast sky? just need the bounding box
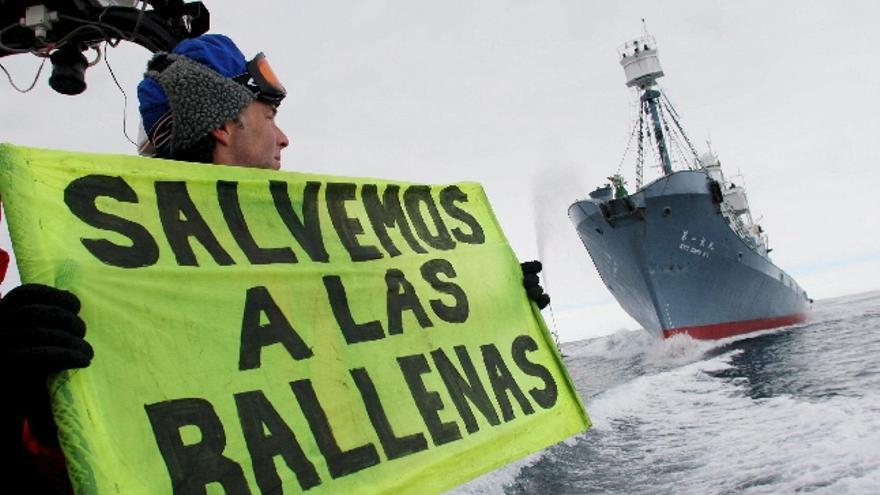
[2,1,878,342]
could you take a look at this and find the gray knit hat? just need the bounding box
[154,54,253,152]
[142,53,254,156]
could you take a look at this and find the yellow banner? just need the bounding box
[0,144,589,495]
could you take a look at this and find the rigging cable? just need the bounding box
[102,42,137,146]
[538,266,565,357]
[56,14,129,48]
[615,101,643,178]
[548,307,564,357]
[663,100,698,168]
[659,92,701,166]
[98,1,148,44]
[636,109,645,188]
[657,102,690,169]
[0,57,47,93]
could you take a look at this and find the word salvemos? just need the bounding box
[63,176,485,267]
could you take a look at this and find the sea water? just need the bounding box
[454,290,880,494]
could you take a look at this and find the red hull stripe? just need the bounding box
[663,313,808,340]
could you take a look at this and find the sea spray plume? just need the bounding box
[530,164,607,343]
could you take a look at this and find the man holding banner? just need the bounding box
[1,33,582,494]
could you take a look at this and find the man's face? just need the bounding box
[222,100,289,170]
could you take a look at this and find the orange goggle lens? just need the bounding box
[246,52,286,103]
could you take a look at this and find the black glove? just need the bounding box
[521,260,550,310]
[0,284,93,445]
[0,284,92,373]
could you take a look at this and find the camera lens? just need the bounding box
[49,45,88,95]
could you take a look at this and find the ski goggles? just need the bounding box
[236,52,286,105]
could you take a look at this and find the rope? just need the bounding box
[0,57,46,93]
[614,94,645,178]
[102,42,137,147]
[636,109,645,188]
[657,102,690,169]
[660,93,701,166]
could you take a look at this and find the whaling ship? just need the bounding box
[568,34,811,339]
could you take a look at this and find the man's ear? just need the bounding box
[211,123,233,146]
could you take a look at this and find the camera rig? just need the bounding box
[0,1,209,94]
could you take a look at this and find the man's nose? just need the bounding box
[276,126,289,149]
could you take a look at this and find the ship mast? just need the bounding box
[619,35,673,176]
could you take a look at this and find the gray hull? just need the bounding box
[569,170,810,339]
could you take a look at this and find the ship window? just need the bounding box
[662,206,671,217]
